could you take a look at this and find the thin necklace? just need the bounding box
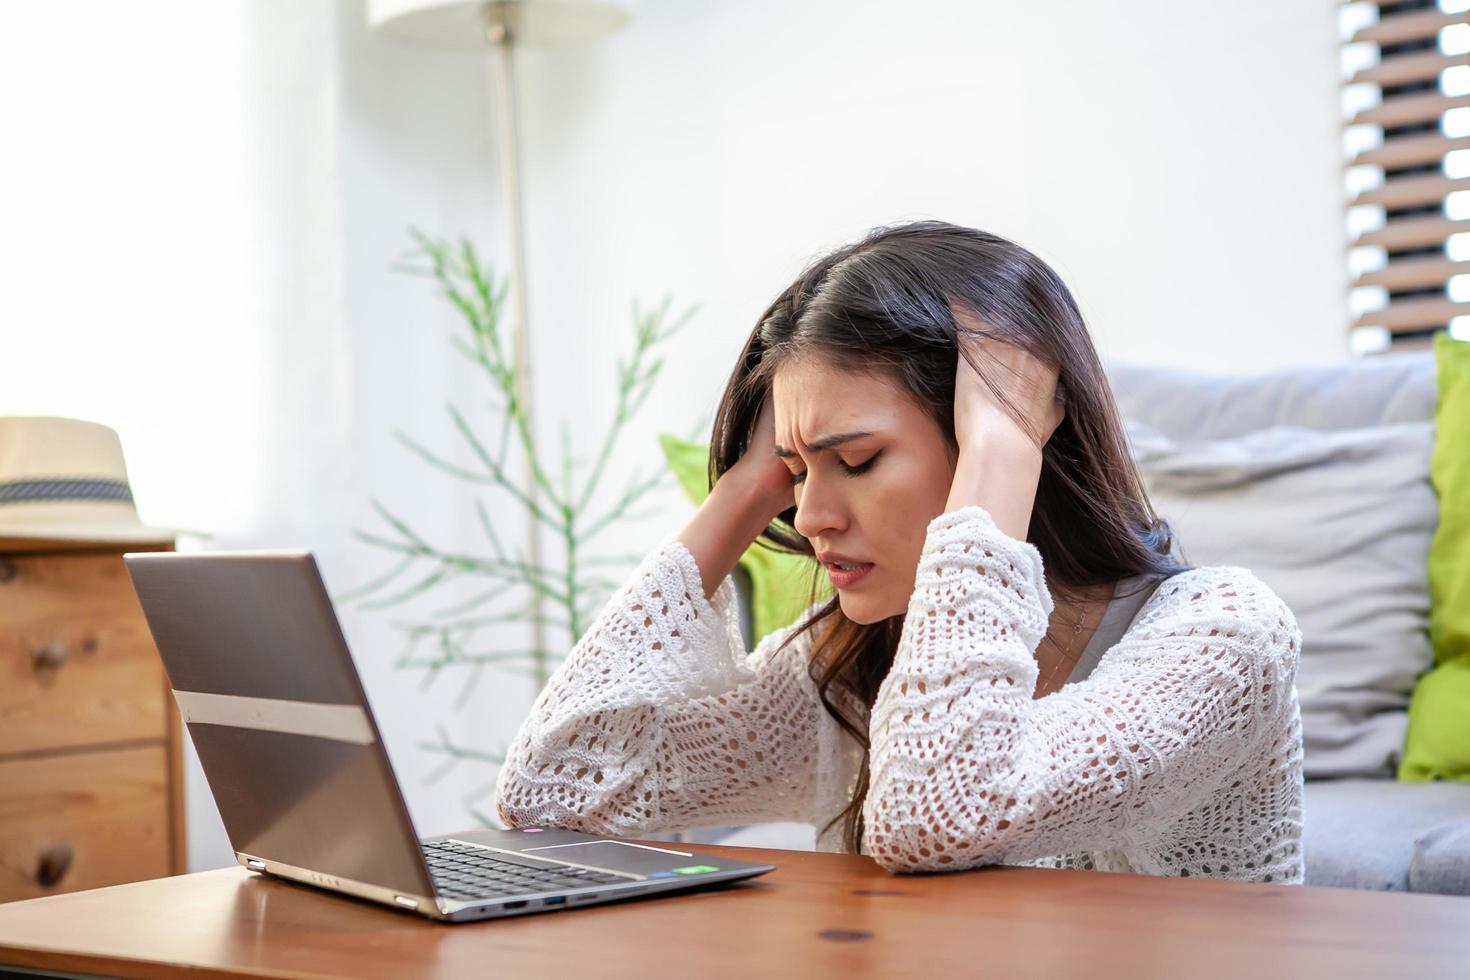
[1038,595,1092,693]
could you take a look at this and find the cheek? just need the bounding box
[862,459,951,561]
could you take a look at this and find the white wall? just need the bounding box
[0,0,1347,871]
[513,0,1346,432]
[505,0,1349,629]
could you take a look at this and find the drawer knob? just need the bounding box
[30,642,69,674]
[36,843,73,887]
[0,558,14,583]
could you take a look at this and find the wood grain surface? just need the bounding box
[0,554,168,754]
[0,840,1467,979]
[0,745,172,902]
[0,546,185,903]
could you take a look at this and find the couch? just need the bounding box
[664,352,1470,895]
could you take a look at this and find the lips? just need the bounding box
[816,551,875,590]
[822,558,874,588]
[816,550,868,568]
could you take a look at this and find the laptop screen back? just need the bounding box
[125,551,435,898]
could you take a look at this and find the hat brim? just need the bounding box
[0,522,198,544]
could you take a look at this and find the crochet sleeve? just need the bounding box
[493,532,824,835]
[863,505,1301,873]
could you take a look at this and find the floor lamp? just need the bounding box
[367,0,631,667]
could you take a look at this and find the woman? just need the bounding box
[494,220,1306,882]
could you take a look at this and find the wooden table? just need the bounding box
[0,840,1466,979]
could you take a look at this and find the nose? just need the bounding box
[792,468,848,540]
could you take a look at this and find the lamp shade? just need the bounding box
[367,0,630,48]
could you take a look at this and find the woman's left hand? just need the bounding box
[946,313,1065,540]
[952,319,1064,454]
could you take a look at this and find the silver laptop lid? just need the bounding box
[125,551,436,899]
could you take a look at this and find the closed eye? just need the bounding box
[789,454,880,485]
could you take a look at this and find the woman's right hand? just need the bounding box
[724,395,796,522]
[678,395,796,600]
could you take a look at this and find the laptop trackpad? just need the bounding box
[525,841,702,874]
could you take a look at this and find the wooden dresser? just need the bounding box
[0,538,186,902]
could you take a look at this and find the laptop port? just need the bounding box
[504,900,527,909]
[544,896,566,905]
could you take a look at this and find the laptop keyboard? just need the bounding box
[421,839,631,902]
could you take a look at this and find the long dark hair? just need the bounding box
[706,220,1187,854]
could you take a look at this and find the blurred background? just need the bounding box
[1,0,1458,874]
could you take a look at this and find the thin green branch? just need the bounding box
[355,228,695,811]
[399,649,550,669]
[358,564,464,611]
[474,500,507,562]
[333,554,416,605]
[355,530,570,607]
[580,467,675,541]
[417,724,507,786]
[395,608,571,637]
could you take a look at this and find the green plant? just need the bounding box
[345,228,699,824]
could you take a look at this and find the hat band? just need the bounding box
[0,478,135,505]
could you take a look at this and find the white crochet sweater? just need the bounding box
[494,505,1307,883]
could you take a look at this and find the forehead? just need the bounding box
[769,357,909,444]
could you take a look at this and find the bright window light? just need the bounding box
[1351,326,1392,356]
[1448,190,1470,220]
[1445,64,1470,97]
[0,2,263,538]
[1348,244,1389,278]
[1443,23,1470,56]
[1342,82,1381,119]
[1350,285,1390,316]
[1344,124,1382,158]
[1341,42,1379,81]
[1339,3,1376,43]
[1345,166,1384,200]
[1347,205,1387,241]
[1447,107,1470,138]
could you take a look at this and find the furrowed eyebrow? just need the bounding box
[771,431,874,458]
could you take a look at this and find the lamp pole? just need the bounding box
[367,0,630,686]
[482,1,546,671]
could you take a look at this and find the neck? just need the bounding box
[1040,580,1115,655]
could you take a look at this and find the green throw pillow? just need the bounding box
[658,433,832,646]
[1399,332,1470,781]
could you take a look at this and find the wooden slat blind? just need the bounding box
[1343,0,1470,353]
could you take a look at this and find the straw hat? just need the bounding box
[0,416,181,544]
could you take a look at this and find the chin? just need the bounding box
[837,591,899,626]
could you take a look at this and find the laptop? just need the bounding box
[123,550,775,923]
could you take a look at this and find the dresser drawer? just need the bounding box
[0,745,172,901]
[0,554,168,755]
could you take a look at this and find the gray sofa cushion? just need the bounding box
[1126,421,1438,780]
[1108,352,1437,440]
[1108,354,1440,781]
[1410,823,1470,896]
[685,821,816,851]
[1304,778,1470,894]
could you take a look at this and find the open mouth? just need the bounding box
[824,561,874,588]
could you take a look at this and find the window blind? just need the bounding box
[1343,0,1470,353]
